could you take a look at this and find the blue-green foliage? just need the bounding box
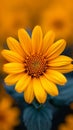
[23,101,53,130]
[4,73,73,130]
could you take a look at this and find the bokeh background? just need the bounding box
[0,0,73,130]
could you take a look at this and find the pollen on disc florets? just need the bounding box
[24,54,48,78]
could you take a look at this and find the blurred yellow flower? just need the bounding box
[53,0,73,13]
[0,0,30,45]
[40,6,72,44]
[58,114,73,130]
[2,26,73,104]
[0,51,7,78]
[24,0,50,13]
[0,97,20,130]
[70,103,73,110]
[0,84,6,97]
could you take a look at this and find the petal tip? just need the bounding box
[18,28,25,34]
[7,37,12,41]
[15,86,22,93]
[7,37,14,45]
[32,25,42,33]
[55,90,59,96]
[34,25,41,29]
[18,28,25,37]
[1,50,4,56]
[1,50,7,58]
[62,78,67,85]
[60,39,66,46]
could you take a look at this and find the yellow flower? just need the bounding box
[1,26,73,104]
[24,0,50,13]
[0,51,7,78]
[0,0,30,44]
[58,114,73,130]
[53,0,73,13]
[0,97,20,130]
[58,102,73,130]
[70,103,73,110]
[40,7,72,43]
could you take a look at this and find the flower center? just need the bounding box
[24,54,48,78]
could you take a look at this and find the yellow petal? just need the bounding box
[48,55,72,66]
[3,63,25,74]
[42,30,55,53]
[18,29,31,55]
[32,26,42,54]
[50,64,73,73]
[7,37,25,57]
[40,76,58,96]
[24,80,34,103]
[15,74,31,93]
[46,39,66,60]
[33,78,47,103]
[44,69,67,85]
[2,50,24,63]
[4,73,24,85]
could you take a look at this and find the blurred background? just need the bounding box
[0,0,73,130]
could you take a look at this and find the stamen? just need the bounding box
[24,54,48,78]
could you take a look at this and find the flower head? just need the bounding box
[2,25,73,104]
[0,97,20,130]
[40,7,72,42]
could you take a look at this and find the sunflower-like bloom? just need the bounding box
[0,98,20,130]
[2,26,73,103]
